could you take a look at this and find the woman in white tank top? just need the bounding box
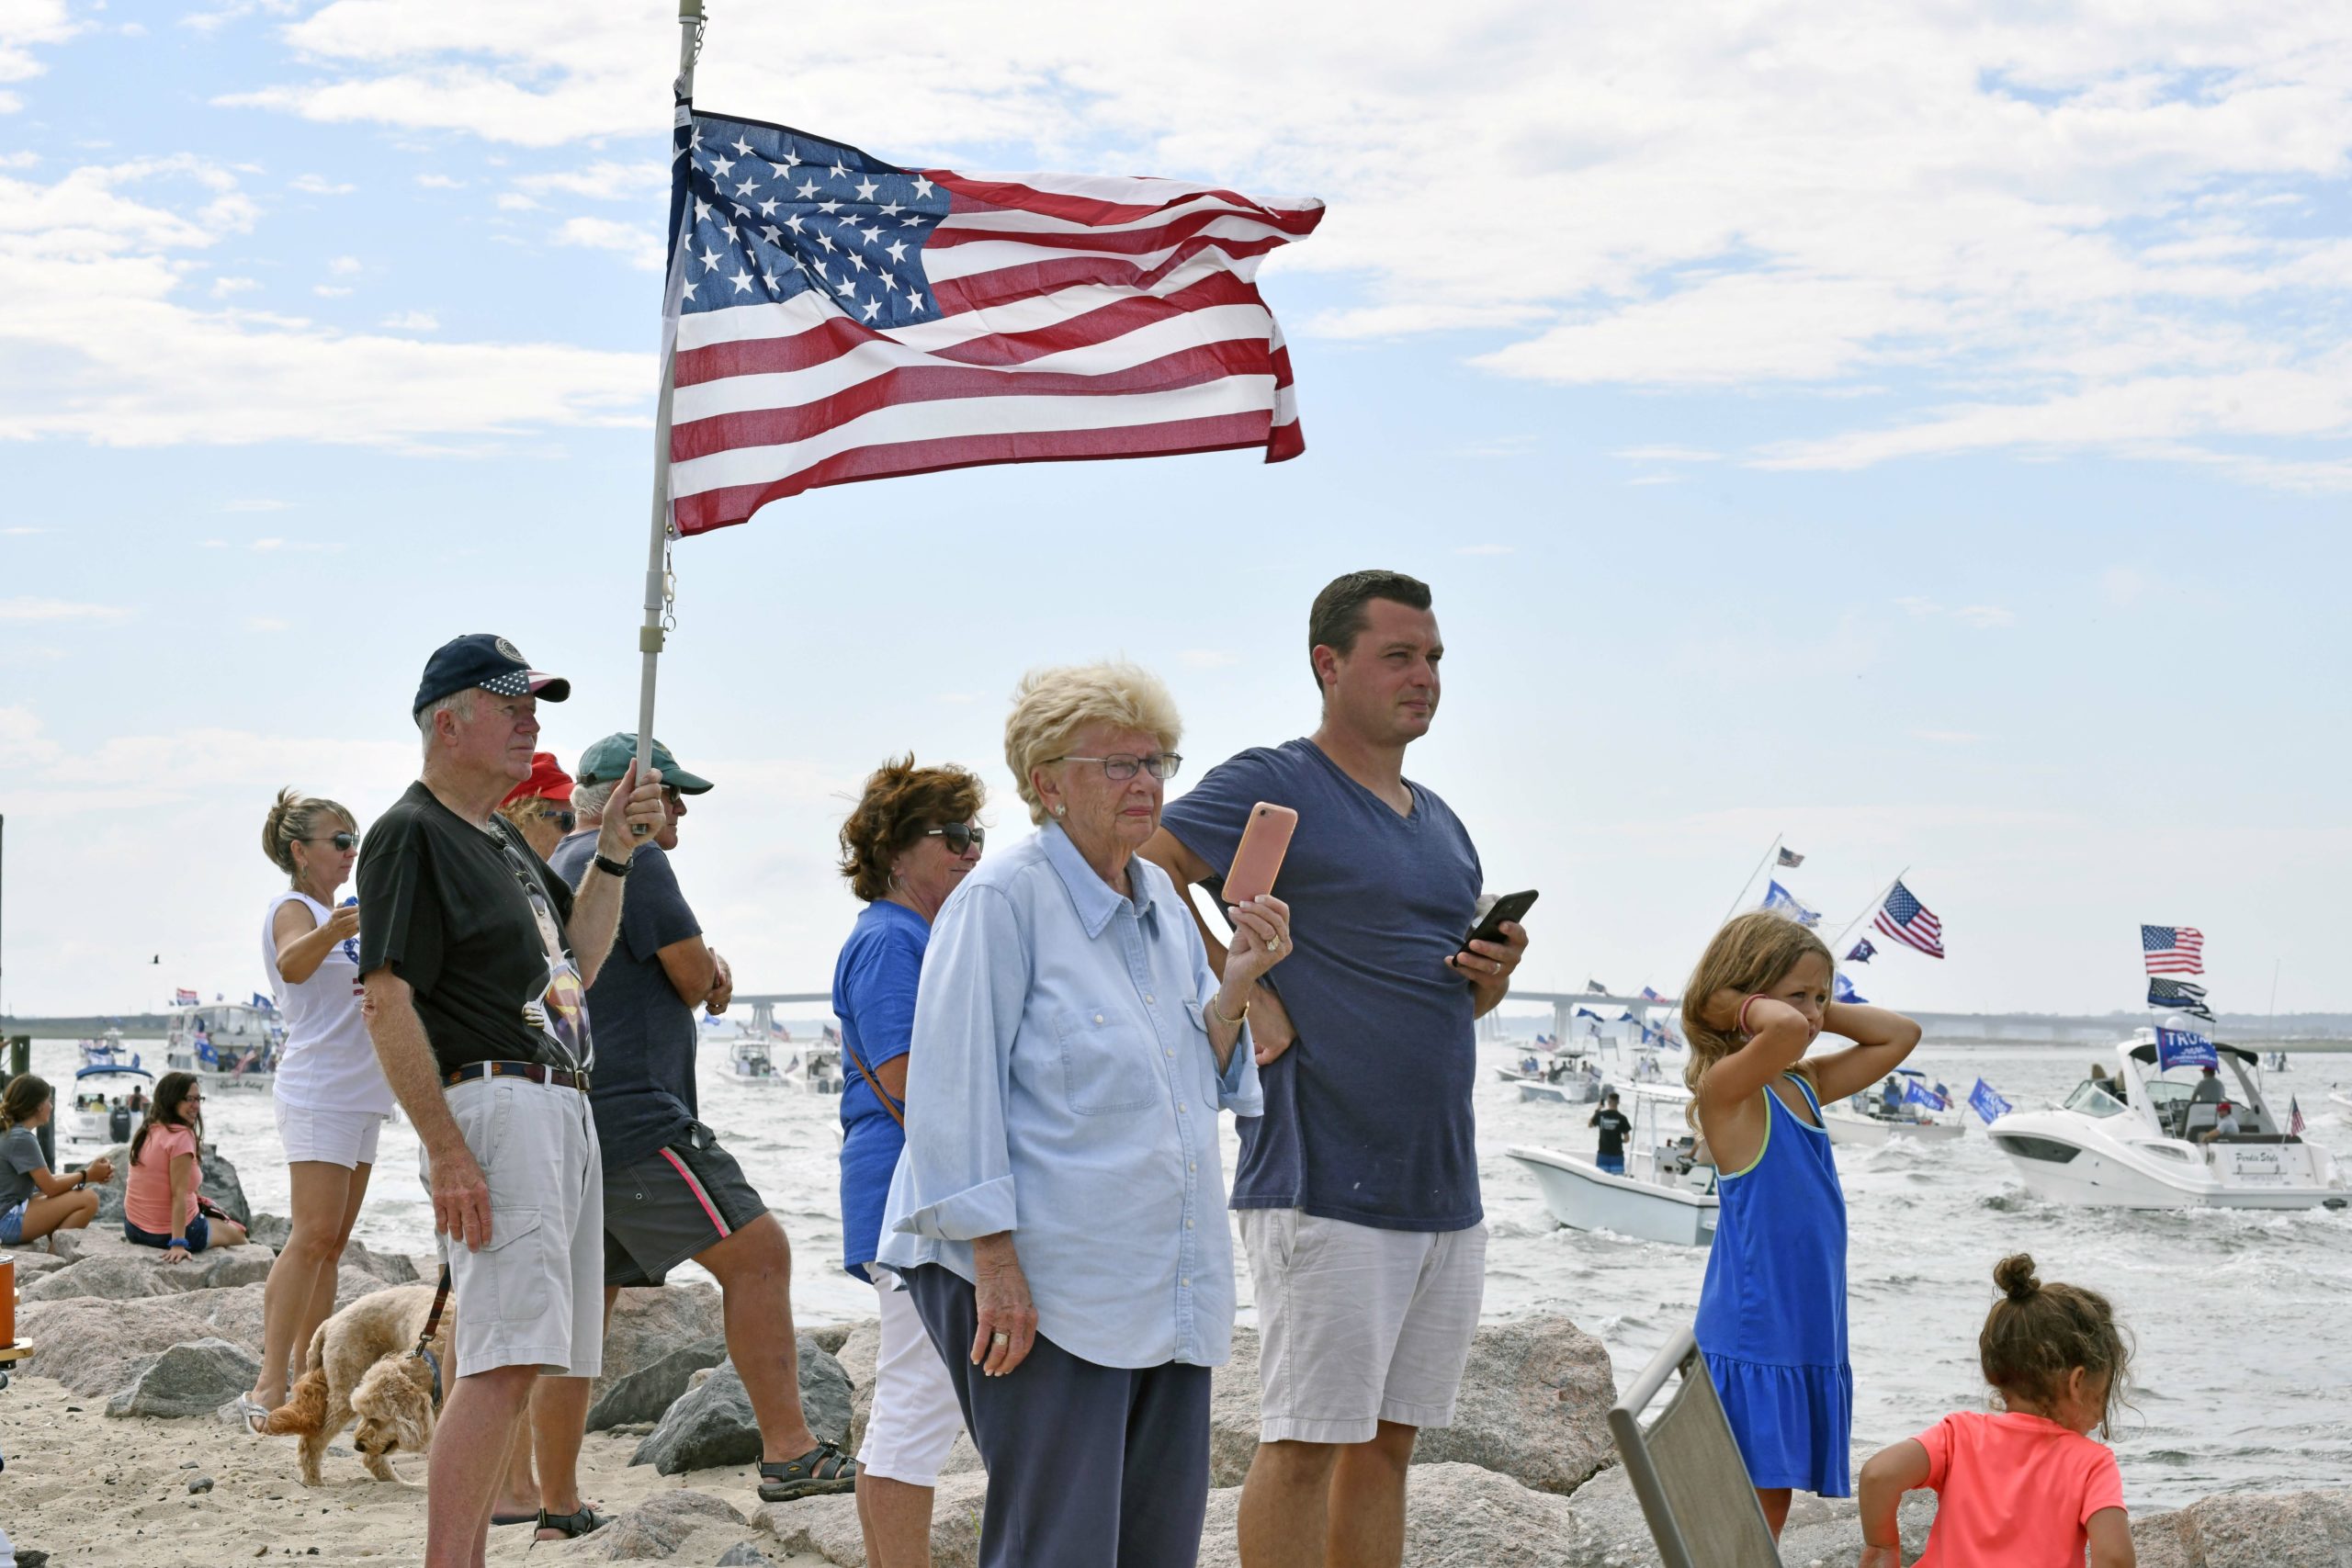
[233,787,394,1434]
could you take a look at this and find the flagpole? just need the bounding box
[1832,864,1907,956]
[1721,832,1781,925]
[633,0,707,829]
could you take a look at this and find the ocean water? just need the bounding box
[31,1035,2352,1508]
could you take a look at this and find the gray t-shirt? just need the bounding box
[0,1124,49,1213]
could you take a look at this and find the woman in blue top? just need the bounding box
[1683,911,1921,1540]
[833,754,987,1568]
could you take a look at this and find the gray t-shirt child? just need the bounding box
[0,1124,49,1213]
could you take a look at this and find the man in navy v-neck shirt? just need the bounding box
[1145,570,1532,1568]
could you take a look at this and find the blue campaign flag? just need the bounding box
[1846,937,1876,964]
[1760,880,1822,927]
[1833,974,1866,1005]
[1905,1078,1948,1111]
[1968,1078,2012,1123]
[1576,1007,1602,1021]
[2156,1024,2219,1071]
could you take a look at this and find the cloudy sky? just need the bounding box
[3,1,2346,1020]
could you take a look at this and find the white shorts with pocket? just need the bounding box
[426,1075,604,1380]
[274,1100,386,1168]
[1239,1208,1487,1445]
[856,1270,967,1485]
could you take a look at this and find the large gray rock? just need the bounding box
[588,1335,729,1431]
[14,1296,212,1396]
[1412,1314,1617,1494]
[77,1144,129,1224]
[1207,1326,1263,1487]
[631,1341,852,1475]
[757,1470,989,1568]
[586,1285,729,1431]
[21,1243,277,1301]
[196,1244,277,1289]
[2130,1488,2352,1568]
[198,1141,251,1228]
[339,1235,420,1284]
[244,1210,291,1250]
[1195,1465,1598,1568]
[833,1316,881,1451]
[105,1337,262,1418]
[571,1490,746,1560]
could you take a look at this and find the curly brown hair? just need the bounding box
[839,755,987,903]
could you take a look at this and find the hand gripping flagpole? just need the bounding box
[633,0,707,832]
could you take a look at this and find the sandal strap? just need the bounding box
[760,1440,854,1482]
[535,1505,606,1537]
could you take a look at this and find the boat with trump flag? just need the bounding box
[1820,1067,1967,1147]
[1988,1027,2347,1211]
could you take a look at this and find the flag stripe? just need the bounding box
[928,236,1289,312]
[933,169,1323,229]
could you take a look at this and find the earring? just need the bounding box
[1053,806,1067,818]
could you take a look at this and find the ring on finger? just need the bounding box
[991,1332,1010,1346]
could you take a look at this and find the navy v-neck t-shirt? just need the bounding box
[1160,738,1484,1232]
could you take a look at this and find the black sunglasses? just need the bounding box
[304,832,360,852]
[548,809,577,832]
[924,823,986,854]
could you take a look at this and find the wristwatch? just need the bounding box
[594,851,633,879]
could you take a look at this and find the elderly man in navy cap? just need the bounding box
[356,635,663,1562]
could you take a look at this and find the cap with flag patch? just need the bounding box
[575,732,714,795]
[413,634,571,716]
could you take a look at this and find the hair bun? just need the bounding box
[1993,1253,2040,1303]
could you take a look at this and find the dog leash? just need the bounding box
[410,1264,452,1411]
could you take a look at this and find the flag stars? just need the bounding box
[733,176,759,197]
[766,152,798,177]
[784,214,804,234]
[699,245,722,272]
[729,268,755,294]
[693,197,711,221]
[835,275,856,296]
[759,224,782,244]
[885,238,908,263]
[758,197,779,217]
[854,176,878,201]
[848,251,867,272]
[816,231,836,253]
[910,175,934,198]
[709,154,735,178]
[819,199,841,215]
[861,225,881,244]
[879,199,902,218]
[731,137,754,156]
[795,178,819,199]
[829,160,848,181]
[862,296,881,321]
[900,213,923,227]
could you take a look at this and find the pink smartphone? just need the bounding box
[1224,802,1298,905]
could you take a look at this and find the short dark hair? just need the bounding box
[838,754,988,903]
[1306,570,1432,694]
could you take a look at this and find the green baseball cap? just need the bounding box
[574,733,714,794]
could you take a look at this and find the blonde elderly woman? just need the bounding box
[876,661,1293,1568]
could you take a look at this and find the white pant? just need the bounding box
[274,1100,385,1168]
[857,1273,967,1485]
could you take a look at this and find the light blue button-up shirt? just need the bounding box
[876,822,1260,1370]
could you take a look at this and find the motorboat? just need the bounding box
[77,1031,135,1070]
[164,1002,278,1089]
[2329,1089,2352,1117]
[64,1065,152,1144]
[1988,1031,2348,1211]
[796,1040,845,1096]
[1821,1067,1966,1147]
[726,1037,787,1087]
[1495,1051,1602,1104]
[1508,1084,1719,1247]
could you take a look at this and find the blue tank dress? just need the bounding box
[1693,1071,1853,1496]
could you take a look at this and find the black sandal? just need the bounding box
[757,1440,857,1502]
[533,1503,611,1540]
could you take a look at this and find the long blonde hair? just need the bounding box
[1680,910,1835,1119]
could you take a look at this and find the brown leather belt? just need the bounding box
[442,1060,589,1092]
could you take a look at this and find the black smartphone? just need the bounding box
[1464,888,1539,949]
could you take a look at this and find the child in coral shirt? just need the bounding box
[1858,1252,2133,1568]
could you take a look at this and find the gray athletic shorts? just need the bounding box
[602,1124,768,1287]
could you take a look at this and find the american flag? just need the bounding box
[2142,924,2205,976]
[2147,977,2214,1021]
[2290,1096,2307,1136]
[1872,879,1945,958]
[1777,846,1805,868]
[660,110,1322,534]
[174,987,198,1006]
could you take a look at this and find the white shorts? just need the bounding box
[423,1076,605,1380]
[274,1100,385,1168]
[1239,1209,1487,1445]
[856,1273,967,1485]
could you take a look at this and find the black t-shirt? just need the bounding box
[548,833,702,1167]
[1590,1107,1633,1158]
[356,780,589,1075]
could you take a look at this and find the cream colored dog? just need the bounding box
[262,1282,450,1485]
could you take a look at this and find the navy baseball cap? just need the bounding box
[413,634,571,716]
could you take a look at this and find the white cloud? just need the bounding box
[379,310,438,331]
[0,596,132,623]
[210,275,258,298]
[326,254,362,275]
[413,173,464,189]
[311,283,352,297]
[514,160,665,200]
[288,173,354,195]
[0,0,77,97]
[554,215,662,272]
[495,192,540,211]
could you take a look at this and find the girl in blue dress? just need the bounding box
[1683,911,1922,1538]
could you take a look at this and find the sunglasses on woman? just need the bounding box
[304,832,360,852]
[548,809,577,831]
[924,823,987,854]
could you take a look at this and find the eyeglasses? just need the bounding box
[548,810,577,832]
[1054,753,1183,782]
[303,832,360,852]
[923,823,987,854]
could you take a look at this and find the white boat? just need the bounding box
[1821,1069,1966,1146]
[164,1002,279,1089]
[726,1037,788,1087]
[1987,1031,2349,1211]
[2329,1089,2352,1116]
[1508,1084,1719,1247]
[795,1041,845,1096]
[1495,1053,1602,1104]
[78,1031,135,1070]
[64,1065,153,1144]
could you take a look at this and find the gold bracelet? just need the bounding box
[1212,991,1251,1026]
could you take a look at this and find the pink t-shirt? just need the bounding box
[1914,1410,2125,1567]
[125,1123,201,1235]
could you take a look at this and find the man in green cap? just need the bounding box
[534,734,856,1524]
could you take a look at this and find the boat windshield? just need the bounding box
[2063,1081,2127,1118]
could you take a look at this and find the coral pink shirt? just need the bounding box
[124,1124,201,1235]
[1914,1410,2125,1567]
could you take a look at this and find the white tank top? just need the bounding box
[264,891,394,1115]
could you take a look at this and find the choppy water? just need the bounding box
[32,1035,2352,1507]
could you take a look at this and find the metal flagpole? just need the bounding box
[1831,864,1908,956]
[1721,833,1781,924]
[633,0,707,831]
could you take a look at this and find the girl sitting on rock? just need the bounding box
[123,1071,248,1260]
[0,1073,112,1258]
[1683,911,1922,1537]
[1857,1253,2134,1567]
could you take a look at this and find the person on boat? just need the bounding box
[542,733,854,1533]
[128,1085,148,1113]
[236,789,397,1436]
[2191,1065,2224,1105]
[355,633,662,1559]
[0,1074,112,1258]
[1879,1076,1904,1116]
[1858,1253,2133,1568]
[123,1072,251,1258]
[1684,910,1923,1540]
[496,750,578,862]
[2199,1102,2240,1145]
[1589,1091,1632,1176]
[1141,571,1523,1568]
[831,753,987,1567]
[878,660,1290,1568]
